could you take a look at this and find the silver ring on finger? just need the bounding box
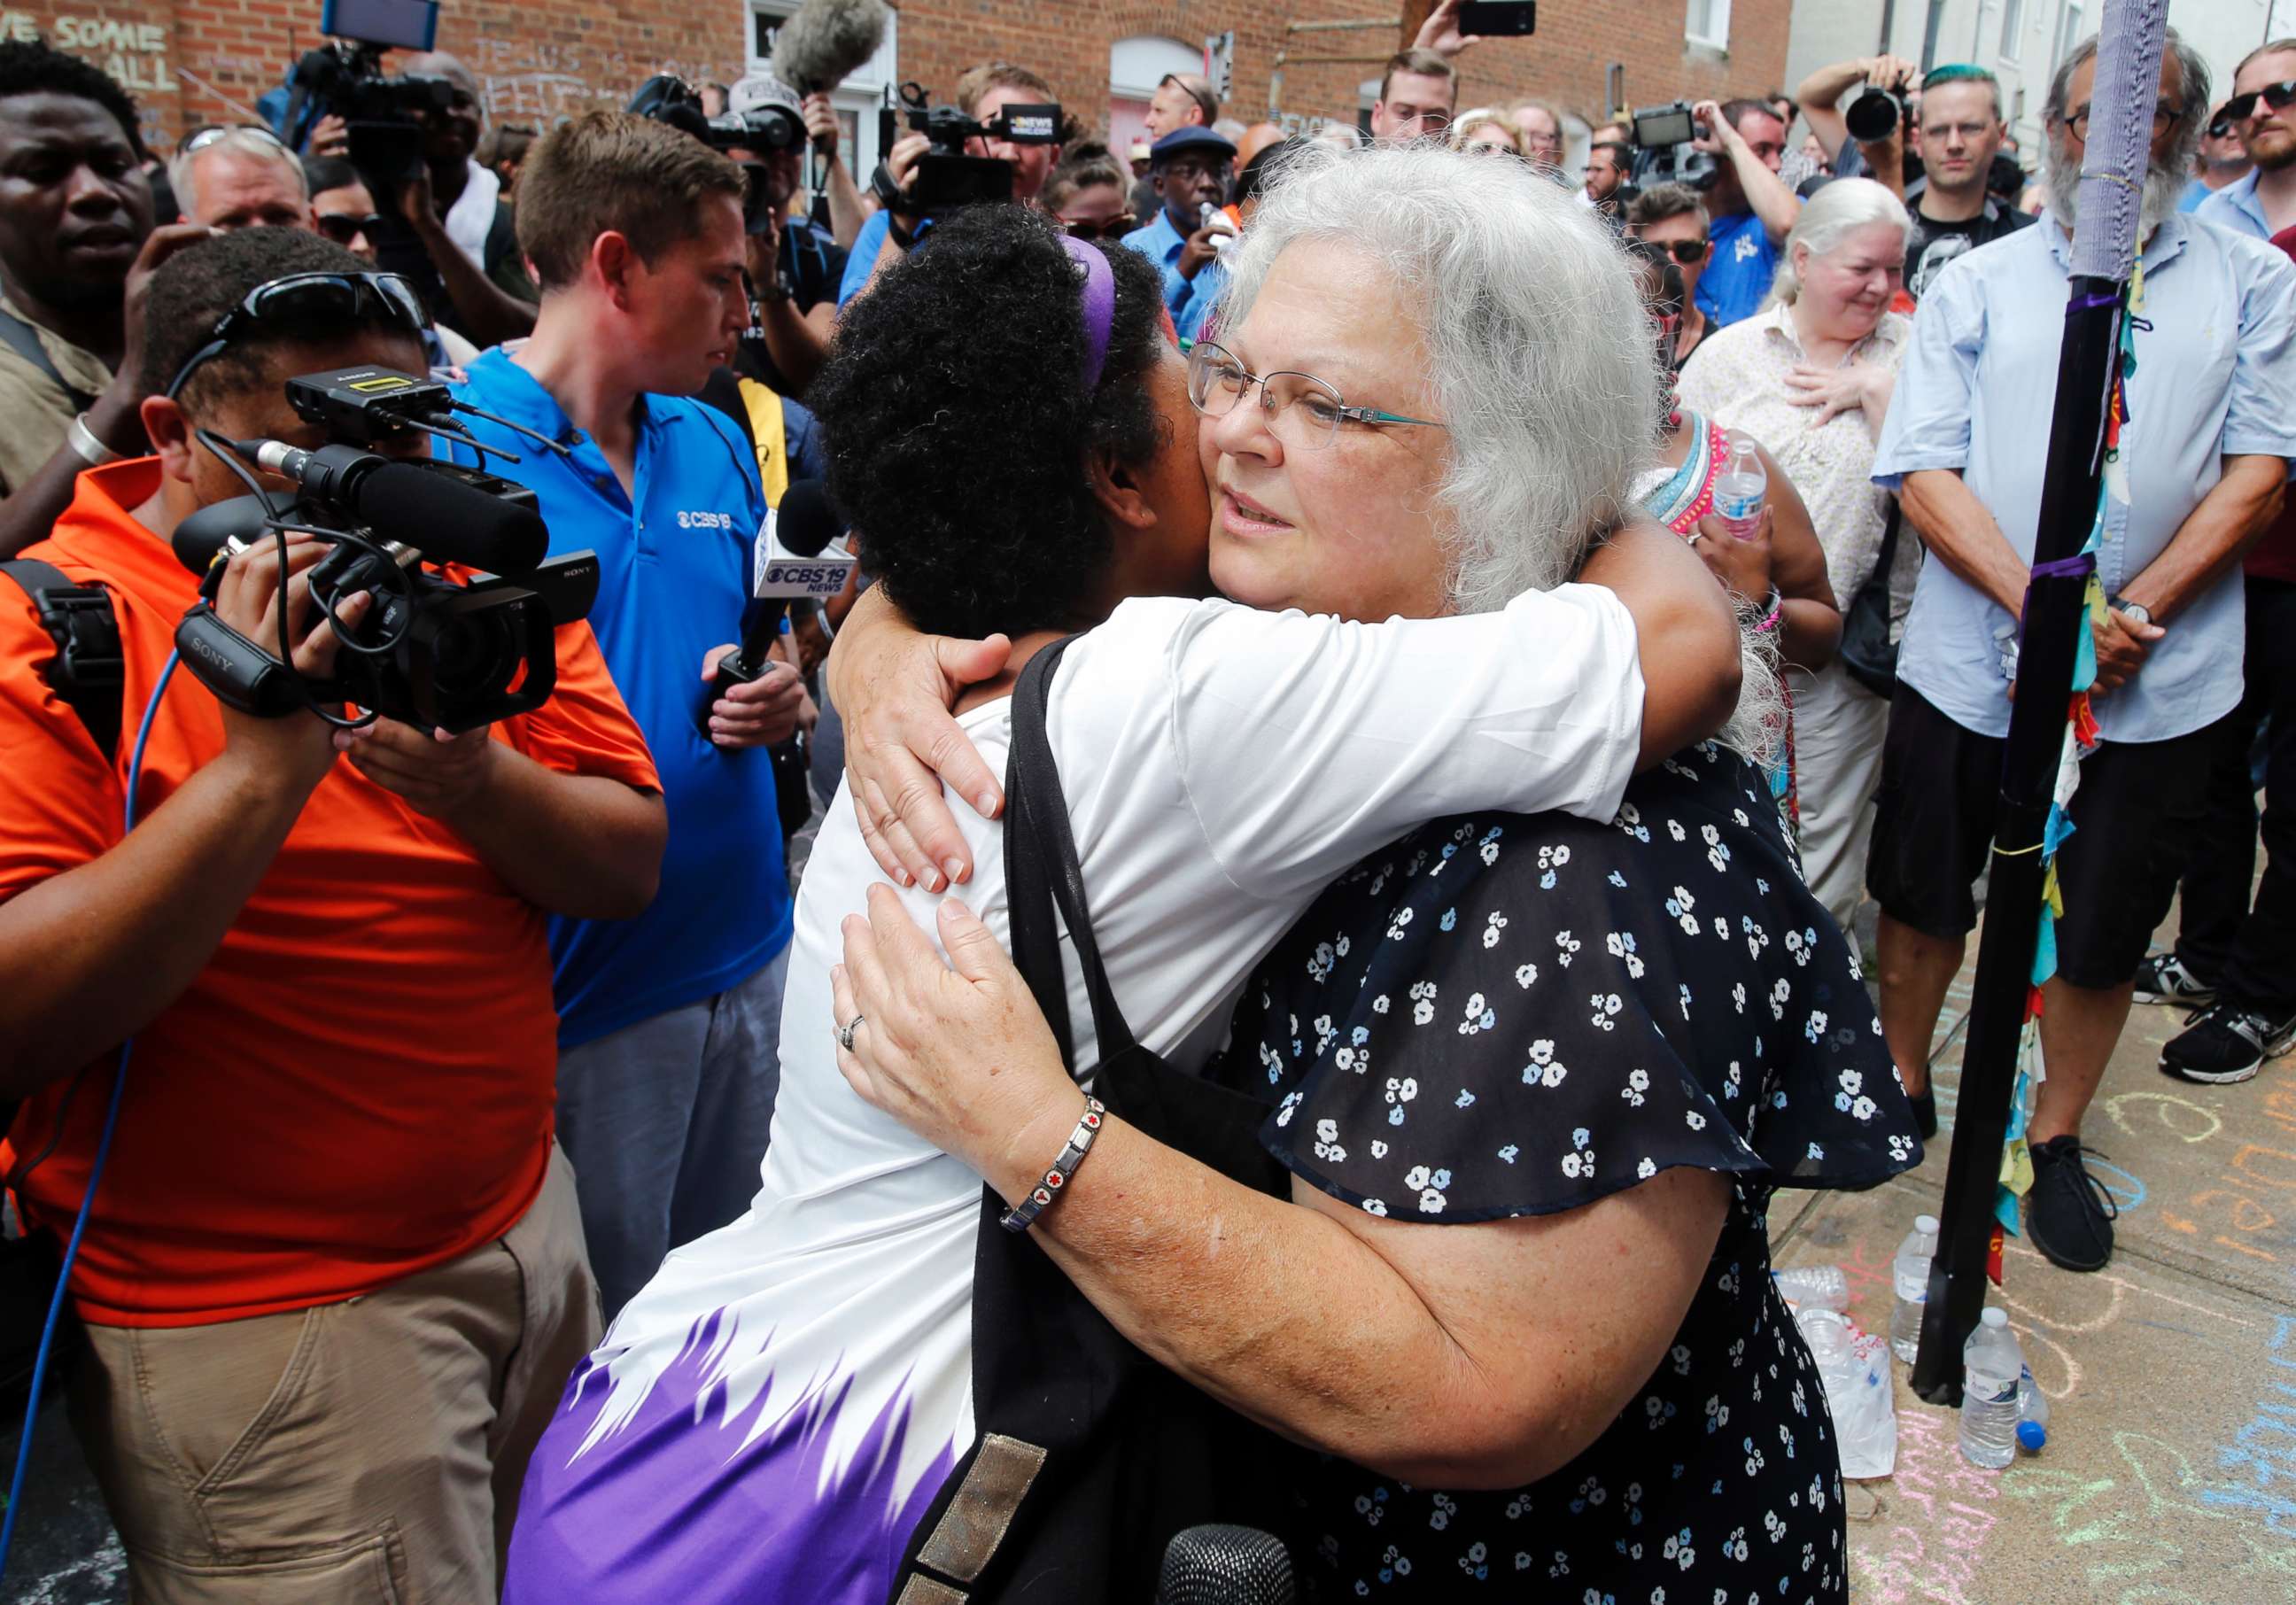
[837,1013,865,1052]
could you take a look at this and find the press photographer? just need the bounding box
[838,59,1066,305]
[0,224,665,1600]
[443,112,810,1321]
[287,5,541,345]
[628,73,846,397]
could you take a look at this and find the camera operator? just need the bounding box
[1119,124,1236,343]
[1686,97,1802,327]
[443,112,809,1321]
[0,224,666,1599]
[720,75,847,397]
[313,49,543,348]
[0,42,211,561]
[838,59,1066,306]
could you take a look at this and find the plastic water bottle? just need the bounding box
[1889,1213,1941,1364]
[1959,1307,2023,1469]
[2017,1365,2050,1454]
[1772,1263,1850,1312]
[1712,436,1767,539]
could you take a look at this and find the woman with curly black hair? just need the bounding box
[504,193,1743,1604]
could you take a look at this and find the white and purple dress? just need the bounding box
[500,590,1648,1602]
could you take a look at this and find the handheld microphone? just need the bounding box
[1156,1524,1295,1605]
[245,442,551,574]
[751,479,857,601]
[702,481,850,734]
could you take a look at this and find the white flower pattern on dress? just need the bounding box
[1217,745,1907,1605]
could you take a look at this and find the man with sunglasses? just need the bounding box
[301,151,384,259]
[0,224,667,1600]
[1871,30,2296,1274]
[2196,41,2296,240]
[1627,183,1715,371]
[2181,103,2254,213]
[0,42,212,562]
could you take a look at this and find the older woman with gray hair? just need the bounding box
[830,145,1916,1605]
[1679,176,1917,942]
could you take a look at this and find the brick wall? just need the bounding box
[5,0,1785,151]
[896,0,1795,140]
[0,0,741,147]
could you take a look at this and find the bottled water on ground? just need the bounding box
[2016,1364,2050,1454]
[1889,1213,1941,1364]
[1712,436,1767,539]
[1959,1307,2023,1469]
[1772,1262,1850,1311]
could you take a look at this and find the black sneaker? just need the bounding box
[2159,1003,2296,1086]
[2133,951,2215,1007]
[2026,1136,2118,1273]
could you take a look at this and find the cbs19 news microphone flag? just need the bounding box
[769,0,888,224]
[1908,0,2171,1403]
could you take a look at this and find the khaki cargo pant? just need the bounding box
[66,1144,599,1603]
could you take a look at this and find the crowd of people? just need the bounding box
[0,4,2289,1602]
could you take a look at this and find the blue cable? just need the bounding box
[0,648,177,1583]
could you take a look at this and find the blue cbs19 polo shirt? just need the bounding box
[446,350,793,1048]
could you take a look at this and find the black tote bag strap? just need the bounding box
[1004,640,1139,1066]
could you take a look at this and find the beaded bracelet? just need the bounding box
[998,1096,1107,1233]
[1753,587,1785,635]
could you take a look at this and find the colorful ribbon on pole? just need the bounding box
[1988,260,2146,1268]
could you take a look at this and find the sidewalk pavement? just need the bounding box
[1777,907,2296,1605]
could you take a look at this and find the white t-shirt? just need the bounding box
[502,588,1647,1604]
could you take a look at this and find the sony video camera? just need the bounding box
[629,75,803,236]
[173,367,600,734]
[875,80,1061,211]
[1631,100,1720,192]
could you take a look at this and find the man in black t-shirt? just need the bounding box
[1901,65,2030,302]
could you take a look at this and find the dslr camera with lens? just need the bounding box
[628,74,803,235]
[1844,86,1905,143]
[873,80,1061,211]
[174,366,601,734]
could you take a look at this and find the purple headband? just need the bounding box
[1061,233,1116,392]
